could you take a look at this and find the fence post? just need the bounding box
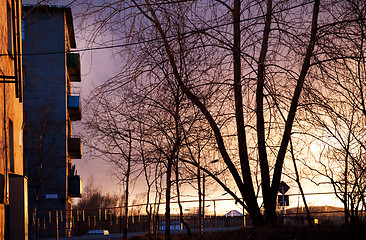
[119,207,122,233]
[32,212,36,240]
[56,211,59,240]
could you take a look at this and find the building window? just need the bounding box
[9,119,14,173]
[21,19,25,41]
[7,3,13,55]
[22,65,26,89]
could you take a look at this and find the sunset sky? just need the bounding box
[22,0,346,214]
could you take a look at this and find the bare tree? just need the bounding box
[74,177,120,210]
[83,45,201,238]
[299,0,366,225]
[83,87,141,238]
[80,0,366,226]
[127,0,320,225]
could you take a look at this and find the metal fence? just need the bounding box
[29,193,348,239]
[30,201,248,239]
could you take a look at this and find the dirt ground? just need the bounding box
[129,224,366,240]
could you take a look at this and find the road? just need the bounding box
[43,227,242,240]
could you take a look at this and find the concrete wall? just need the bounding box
[22,5,79,238]
[23,6,68,213]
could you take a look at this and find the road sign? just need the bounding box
[42,194,58,199]
[278,195,289,206]
[278,181,290,194]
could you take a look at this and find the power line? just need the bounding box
[1,1,315,57]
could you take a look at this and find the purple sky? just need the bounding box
[21,0,344,211]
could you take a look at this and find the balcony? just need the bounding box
[67,53,81,82]
[68,137,82,159]
[68,94,81,121]
[68,175,82,198]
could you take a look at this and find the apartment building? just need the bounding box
[0,0,28,239]
[22,4,82,238]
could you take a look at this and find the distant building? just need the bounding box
[22,4,82,238]
[0,0,28,239]
[223,210,243,217]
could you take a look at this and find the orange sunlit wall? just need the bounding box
[0,0,28,239]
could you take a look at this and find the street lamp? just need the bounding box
[213,192,228,228]
[210,159,219,164]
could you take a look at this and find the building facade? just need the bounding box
[0,0,28,239]
[22,5,82,238]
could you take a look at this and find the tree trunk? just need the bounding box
[197,160,203,239]
[123,131,132,240]
[175,160,192,238]
[256,0,273,224]
[269,0,320,224]
[153,192,161,240]
[165,158,173,240]
[233,0,265,226]
[290,139,312,225]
